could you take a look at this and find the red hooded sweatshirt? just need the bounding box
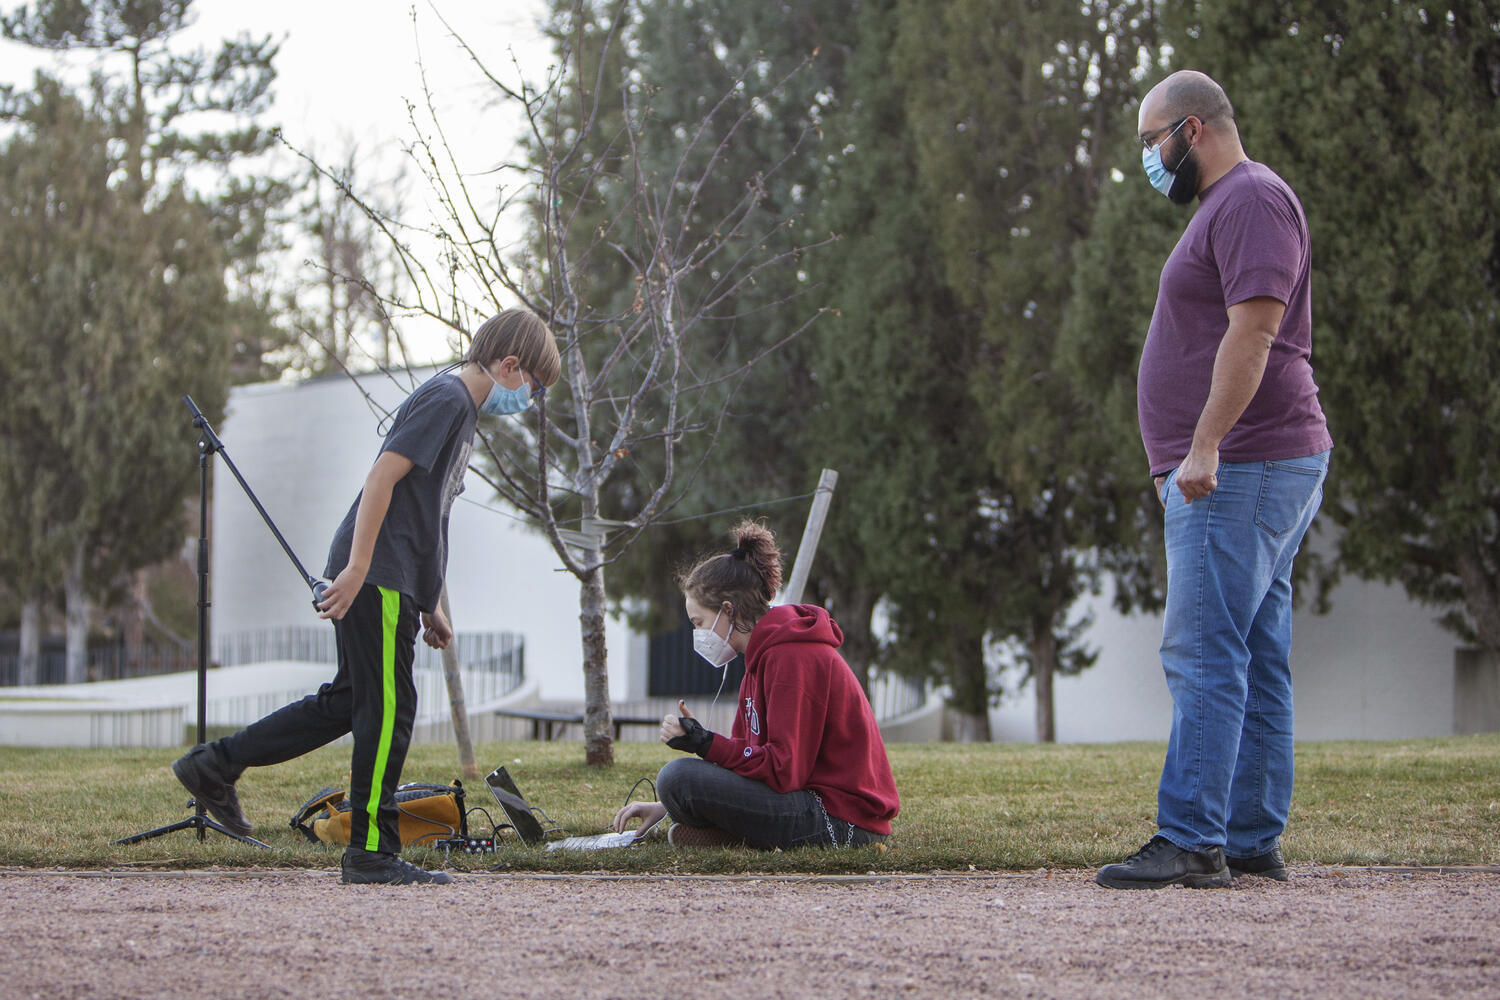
[702,604,900,835]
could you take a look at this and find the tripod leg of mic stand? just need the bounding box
[113,804,273,850]
[111,816,205,846]
[199,818,273,850]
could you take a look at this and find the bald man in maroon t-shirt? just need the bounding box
[1097,71,1333,891]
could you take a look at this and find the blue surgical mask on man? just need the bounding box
[1141,118,1188,196]
[1141,119,1199,205]
[481,367,533,416]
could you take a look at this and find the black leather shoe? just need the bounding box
[171,744,252,837]
[341,848,453,885]
[1096,835,1231,890]
[1228,845,1289,881]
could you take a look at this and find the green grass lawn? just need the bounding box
[1,735,1495,874]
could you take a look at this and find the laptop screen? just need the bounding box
[484,766,545,844]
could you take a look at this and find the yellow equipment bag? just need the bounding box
[290,781,467,849]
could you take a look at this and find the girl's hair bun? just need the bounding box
[731,519,782,601]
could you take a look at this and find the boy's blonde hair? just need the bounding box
[466,309,562,388]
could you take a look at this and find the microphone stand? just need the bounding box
[114,396,327,848]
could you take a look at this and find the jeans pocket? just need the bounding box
[1253,457,1326,536]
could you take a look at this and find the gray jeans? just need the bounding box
[656,757,885,851]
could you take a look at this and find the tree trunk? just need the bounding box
[579,562,614,767]
[18,598,40,686]
[437,586,479,780]
[948,708,992,742]
[64,545,88,684]
[946,624,992,741]
[1031,616,1057,744]
[124,569,148,670]
[126,44,147,201]
[831,583,878,694]
[1457,550,1500,652]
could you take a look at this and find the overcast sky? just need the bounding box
[196,2,550,169]
[0,0,555,365]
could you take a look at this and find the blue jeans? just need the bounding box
[1155,450,1329,858]
[656,757,884,850]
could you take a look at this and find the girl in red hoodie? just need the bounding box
[613,520,900,849]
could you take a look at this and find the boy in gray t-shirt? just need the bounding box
[172,309,560,885]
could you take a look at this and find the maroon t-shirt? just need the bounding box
[1136,160,1332,476]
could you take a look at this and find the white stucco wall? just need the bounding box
[208,369,642,704]
[988,531,1458,743]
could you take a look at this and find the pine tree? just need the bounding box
[801,0,996,732]
[568,0,1166,741]
[0,0,291,381]
[0,80,231,682]
[0,0,280,674]
[579,0,868,644]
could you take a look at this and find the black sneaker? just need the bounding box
[171,744,252,837]
[340,847,453,886]
[1096,835,1232,890]
[1228,845,1289,881]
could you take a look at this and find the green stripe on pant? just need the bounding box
[363,586,402,852]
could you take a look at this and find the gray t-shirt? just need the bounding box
[324,373,478,613]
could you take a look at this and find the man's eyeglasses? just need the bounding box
[1139,118,1187,151]
[525,372,547,400]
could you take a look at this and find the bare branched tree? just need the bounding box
[285,145,409,377]
[289,0,831,766]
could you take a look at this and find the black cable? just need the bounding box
[622,776,658,808]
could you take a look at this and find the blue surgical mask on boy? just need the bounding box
[481,368,533,416]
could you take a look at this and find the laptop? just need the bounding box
[544,810,667,852]
[483,766,546,845]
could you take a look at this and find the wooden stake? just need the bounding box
[781,468,839,605]
[438,584,479,780]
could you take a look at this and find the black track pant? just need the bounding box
[215,584,419,854]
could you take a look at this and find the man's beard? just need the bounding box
[1166,140,1200,205]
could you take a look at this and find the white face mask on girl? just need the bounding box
[692,609,737,669]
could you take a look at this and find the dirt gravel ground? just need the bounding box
[2,866,1496,999]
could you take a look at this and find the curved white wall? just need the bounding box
[209,369,640,705]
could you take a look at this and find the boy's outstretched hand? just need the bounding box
[421,608,453,649]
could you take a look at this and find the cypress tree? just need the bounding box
[1190,0,1500,649]
[890,0,1164,739]
[1066,1,1500,652]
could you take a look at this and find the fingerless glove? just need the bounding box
[666,715,713,756]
